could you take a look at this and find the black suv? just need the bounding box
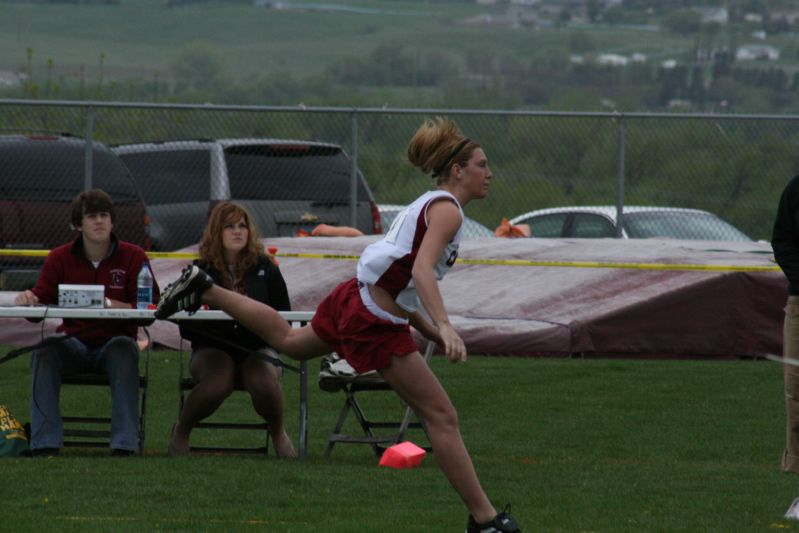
[0,134,150,289]
[112,138,382,251]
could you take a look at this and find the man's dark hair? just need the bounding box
[70,188,116,229]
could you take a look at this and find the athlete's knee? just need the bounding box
[423,398,459,431]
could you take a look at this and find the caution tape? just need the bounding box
[0,249,200,260]
[256,252,781,272]
[0,249,779,273]
[275,252,362,261]
[0,249,50,257]
[138,251,199,260]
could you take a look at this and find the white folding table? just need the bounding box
[0,306,314,459]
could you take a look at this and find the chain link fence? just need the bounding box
[0,99,794,286]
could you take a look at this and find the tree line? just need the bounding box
[0,99,788,241]
[5,36,799,116]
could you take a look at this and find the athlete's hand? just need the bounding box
[438,323,466,363]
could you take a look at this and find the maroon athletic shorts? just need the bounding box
[311,278,418,373]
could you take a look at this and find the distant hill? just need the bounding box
[2,0,798,113]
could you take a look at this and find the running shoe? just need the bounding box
[466,505,522,533]
[154,265,214,319]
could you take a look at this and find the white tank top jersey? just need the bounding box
[357,190,464,313]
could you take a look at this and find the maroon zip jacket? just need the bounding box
[31,233,160,348]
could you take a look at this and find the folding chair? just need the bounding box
[61,329,150,455]
[170,310,311,459]
[321,341,434,458]
[177,341,272,455]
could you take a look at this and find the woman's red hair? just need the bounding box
[199,201,265,292]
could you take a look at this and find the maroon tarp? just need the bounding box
[0,236,785,359]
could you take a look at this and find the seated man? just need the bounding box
[15,188,160,457]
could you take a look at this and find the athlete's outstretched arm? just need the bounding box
[412,200,466,362]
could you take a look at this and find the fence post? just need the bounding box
[615,113,626,238]
[83,105,95,192]
[350,111,359,228]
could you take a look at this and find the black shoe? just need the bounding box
[31,447,59,457]
[154,265,214,319]
[111,448,135,457]
[466,505,522,533]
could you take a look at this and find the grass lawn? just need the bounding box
[0,0,689,83]
[1,346,798,532]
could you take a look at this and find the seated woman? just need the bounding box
[169,201,296,458]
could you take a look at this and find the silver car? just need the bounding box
[378,204,494,239]
[509,206,752,241]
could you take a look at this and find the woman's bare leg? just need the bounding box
[170,348,235,456]
[240,354,296,459]
[379,352,497,523]
[202,285,330,359]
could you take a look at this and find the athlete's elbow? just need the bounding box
[411,264,432,282]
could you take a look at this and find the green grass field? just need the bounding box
[1,346,798,532]
[0,0,690,84]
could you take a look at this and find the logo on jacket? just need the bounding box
[109,269,125,289]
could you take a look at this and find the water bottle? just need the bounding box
[136,261,153,310]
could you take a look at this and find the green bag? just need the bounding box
[0,405,30,457]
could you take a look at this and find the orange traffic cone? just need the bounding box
[379,441,427,469]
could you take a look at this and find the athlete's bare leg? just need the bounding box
[379,352,497,523]
[202,285,330,359]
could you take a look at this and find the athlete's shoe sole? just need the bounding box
[154,265,214,319]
